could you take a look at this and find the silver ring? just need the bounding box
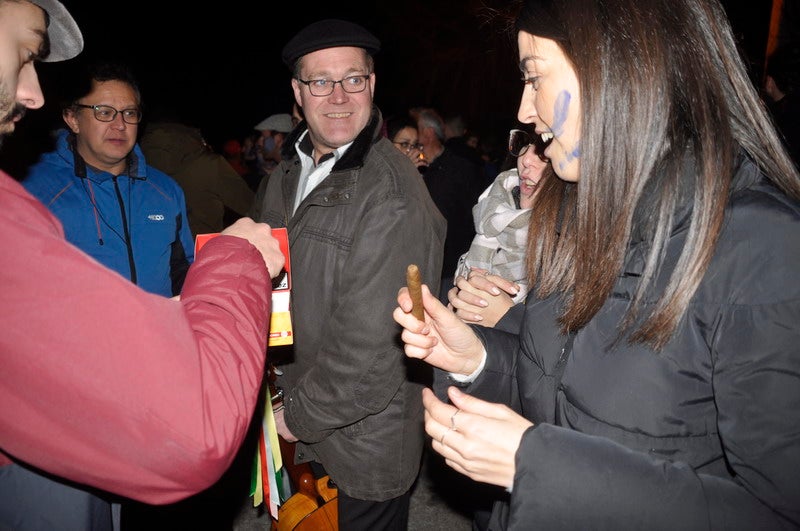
[450,409,460,431]
[440,425,456,446]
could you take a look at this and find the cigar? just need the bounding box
[406,264,425,321]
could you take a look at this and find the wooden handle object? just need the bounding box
[406,264,424,321]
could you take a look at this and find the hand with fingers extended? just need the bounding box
[448,268,518,327]
[393,283,485,377]
[424,386,533,489]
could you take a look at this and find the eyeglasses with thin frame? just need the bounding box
[74,104,143,125]
[508,128,549,161]
[393,141,423,152]
[296,75,371,97]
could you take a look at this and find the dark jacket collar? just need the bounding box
[280,106,384,172]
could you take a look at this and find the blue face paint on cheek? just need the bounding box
[557,144,580,173]
[551,91,571,136]
[566,144,580,162]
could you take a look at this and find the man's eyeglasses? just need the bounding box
[393,141,423,152]
[296,75,371,97]
[74,104,142,125]
[508,128,550,161]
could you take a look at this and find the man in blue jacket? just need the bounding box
[24,61,194,296]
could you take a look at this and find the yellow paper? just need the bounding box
[264,388,282,517]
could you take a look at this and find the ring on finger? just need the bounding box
[440,425,456,446]
[450,409,460,431]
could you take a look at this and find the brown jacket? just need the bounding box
[141,121,254,237]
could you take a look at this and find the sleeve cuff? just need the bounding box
[448,347,487,383]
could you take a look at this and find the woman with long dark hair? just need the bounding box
[394,0,800,528]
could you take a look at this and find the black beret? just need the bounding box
[281,19,381,68]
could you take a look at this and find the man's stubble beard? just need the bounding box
[0,85,27,150]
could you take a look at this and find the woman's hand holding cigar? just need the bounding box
[394,264,485,377]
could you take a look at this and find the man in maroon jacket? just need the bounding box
[0,2,285,529]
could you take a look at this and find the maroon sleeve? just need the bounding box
[0,173,271,503]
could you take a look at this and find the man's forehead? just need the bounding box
[85,80,138,101]
[300,47,370,75]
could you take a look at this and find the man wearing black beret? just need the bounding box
[250,18,446,531]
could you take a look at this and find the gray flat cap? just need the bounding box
[254,114,294,133]
[30,0,84,62]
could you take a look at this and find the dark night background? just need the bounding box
[3,0,796,177]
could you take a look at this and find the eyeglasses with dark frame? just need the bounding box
[508,128,550,161]
[393,141,423,152]
[74,104,143,125]
[296,75,371,97]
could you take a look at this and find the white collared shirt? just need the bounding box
[292,131,353,215]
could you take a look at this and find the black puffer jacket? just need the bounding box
[448,155,800,529]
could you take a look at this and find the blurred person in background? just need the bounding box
[141,116,255,238]
[386,112,428,172]
[412,106,485,302]
[222,138,252,177]
[444,113,486,175]
[251,112,294,179]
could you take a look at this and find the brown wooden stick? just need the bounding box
[406,264,424,321]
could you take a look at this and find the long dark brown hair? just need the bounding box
[518,0,800,348]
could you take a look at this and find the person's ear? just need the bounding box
[291,78,303,106]
[62,108,80,133]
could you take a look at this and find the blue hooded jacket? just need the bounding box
[24,129,194,296]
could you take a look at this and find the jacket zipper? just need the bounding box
[112,175,137,284]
